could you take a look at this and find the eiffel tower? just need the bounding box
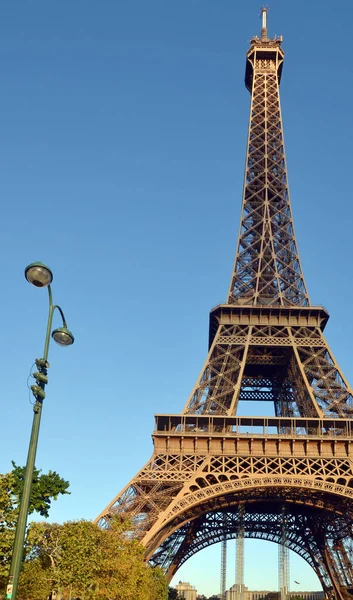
[96,10,353,600]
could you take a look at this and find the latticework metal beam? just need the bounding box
[236,505,245,600]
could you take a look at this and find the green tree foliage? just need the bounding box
[11,463,70,517]
[16,559,52,600]
[18,518,167,600]
[0,463,69,587]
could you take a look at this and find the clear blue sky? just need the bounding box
[1,1,352,596]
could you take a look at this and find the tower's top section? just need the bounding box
[261,6,268,39]
[227,9,310,307]
[245,8,284,91]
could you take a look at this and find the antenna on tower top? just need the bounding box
[260,6,268,39]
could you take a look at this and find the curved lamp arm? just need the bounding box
[43,286,74,361]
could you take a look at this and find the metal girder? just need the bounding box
[183,323,353,418]
[279,506,290,600]
[221,529,227,600]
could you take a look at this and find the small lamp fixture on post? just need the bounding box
[6,262,74,600]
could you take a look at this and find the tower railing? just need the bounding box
[154,414,353,438]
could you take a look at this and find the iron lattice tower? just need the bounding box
[96,10,353,600]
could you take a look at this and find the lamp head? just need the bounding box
[52,327,75,347]
[25,262,53,288]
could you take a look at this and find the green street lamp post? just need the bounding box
[6,262,74,600]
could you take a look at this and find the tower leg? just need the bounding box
[221,534,227,600]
